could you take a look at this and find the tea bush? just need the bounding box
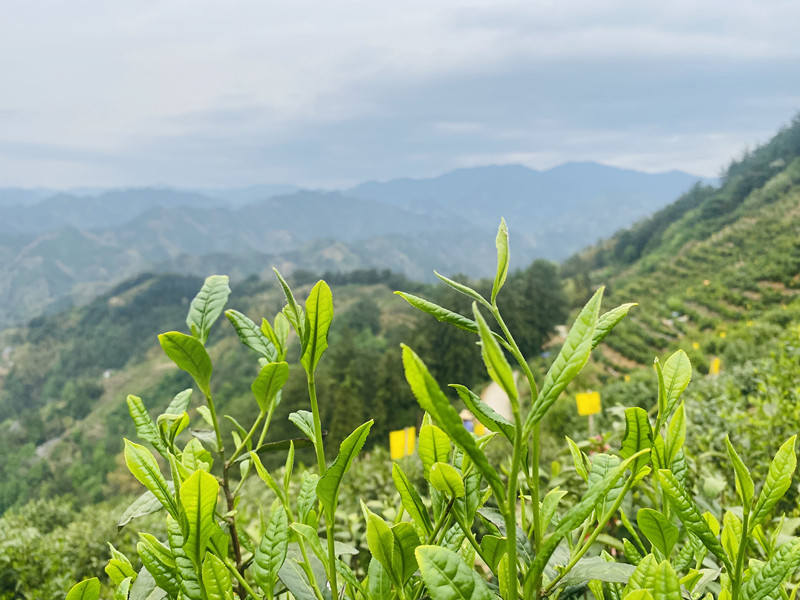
[67,221,800,600]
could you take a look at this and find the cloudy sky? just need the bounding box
[2,0,799,188]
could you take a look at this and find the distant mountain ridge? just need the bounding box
[0,162,709,328]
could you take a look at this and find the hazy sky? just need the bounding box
[2,1,799,187]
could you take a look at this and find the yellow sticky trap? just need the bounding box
[404,426,416,456]
[719,331,726,338]
[624,374,631,382]
[576,392,601,416]
[692,342,700,350]
[746,321,754,326]
[475,423,486,436]
[390,429,406,460]
[709,357,721,375]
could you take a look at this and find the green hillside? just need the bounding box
[561,116,800,375]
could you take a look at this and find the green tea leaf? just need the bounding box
[526,287,603,428]
[566,436,589,481]
[127,395,170,457]
[725,436,755,511]
[394,291,479,333]
[296,472,318,525]
[433,271,491,309]
[253,503,289,598]
[661,350,691,417]
[137,535,179,598]
[158,332,213,397]
[364,504,398,586]
[272,268,305,340]
[118,488,170,530]
[66,578,101,600]
[751,435,797,530]
[418,424,451,479]
[559,557,636,587]
[473,304,517,403]
[741,538,800,600]
[317,419,373,519]
[592,303,637,349]
[416,545,494,600]
[588,453,623,519]
[620,407,653,476]
[392,522,421,583]
[480,535,506,572]
[392,462,433,535]
[623,554,659,594]
[301,280,334,372]
[637,508,679,557]
[657,469,732,571]
[186,275,230,345]
[527,451,644,586]
[367,557,391,600]
[180,469,219,568]
[202,552,233,600]
[278,560,317,600]
[167,517,203,600]
[225,309,277,361]
[450,384,514,441]
[164,388,193,417]
[123,439,179,521]
[665,403,686,466]
[491,218,509,304]
[652,561,682,600]
[430,462,465,498]
[251,361,290,412]
[402,345,505,502]
[288,410,315,441]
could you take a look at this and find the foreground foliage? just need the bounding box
[66,222,799,599]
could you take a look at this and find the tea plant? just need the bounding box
[66,220,799,600]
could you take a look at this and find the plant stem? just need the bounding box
[411,498,456,600]
[227,409,266,465]
[225,556,262,599]
[306,372,335,594]
[731,510,750,600]
[543,478,634,596]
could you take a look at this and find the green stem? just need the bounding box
[453,509,492,567]
[227,409,266,465]
[731,510,750,600]
[224,556,262,599]
[543,478,635,596]
[411,498,456,600]
[306,372,334,593]
[306,373,327,475]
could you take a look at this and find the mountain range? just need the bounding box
[0,162,709,328]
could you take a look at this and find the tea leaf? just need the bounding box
[201,552,233,600]
[418,424,451,479]
[251,361,290,412]
[167,517,203,600]
[526,287,603,428]
[317,419,373,519]
[127,395,169,457]
[225,309,277,362]
[751,435,797,530]
[491,218,509,304]
[367,558,391,600]
[180,469,220,568]
[665,403,686,466]
[623,554,659,594]
[473,304,517,403]
[186,275,230,345]
[301,280,333,373]
[592,303,637,349]
[164,388,193,416]
[725,436,754,511]
[118,487,170,530]
[652,561,682,600]
[392,462,433,534]
[450,384,514,441]
[278,560,317,600]
[402,344,506,502]
[637,508,679,557]
[253,503,289,598]
[272,268,305,340]
[433,271,491,309]
[741,538,800,600]
[657,469,732,571]
[158,332,212,397]
[620,407,653,476]
[137,535,179,598]
[566,436,589,481]
[661,350,691,417]
[394,291,479,333]
[66,578,101,600]
[296,472,319,525]
[123,439,179,521]
[416,545,494,600]
[430,462,465,498]
[392,522,422,583]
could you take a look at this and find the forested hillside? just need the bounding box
[0,261,565,514]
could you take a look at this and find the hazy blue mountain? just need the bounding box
[201,183,299,206]
[346,162,713,259]
[0,188,54,207]
[0,188,224,235]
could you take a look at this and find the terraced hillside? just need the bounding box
[566,117,800,374]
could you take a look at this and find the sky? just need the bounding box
[2,0,799,188]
